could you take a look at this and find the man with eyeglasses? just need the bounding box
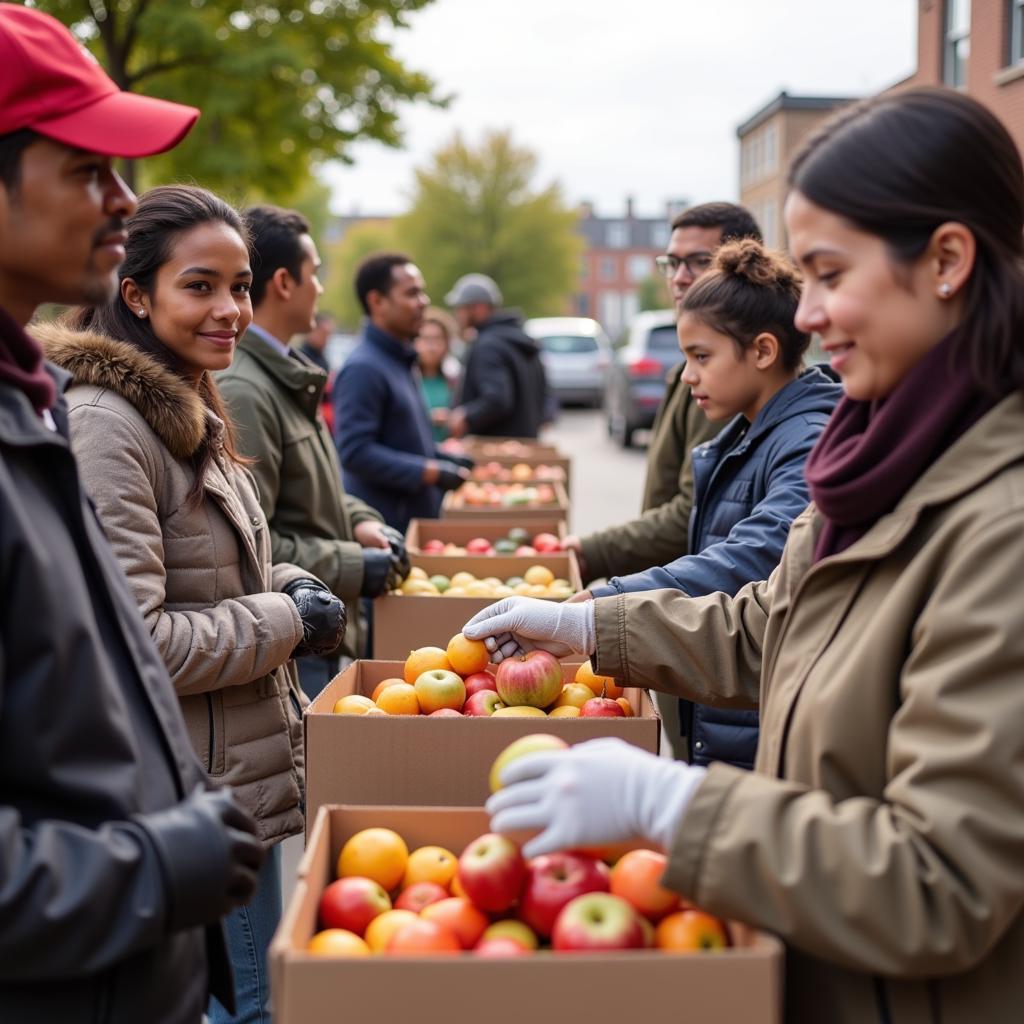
[563,202,760,757]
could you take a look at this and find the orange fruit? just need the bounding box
[375,682,421,716]
[371,677,406,702]
[364,909,419,952]
[306,928,371,957]
[446,632,490,676]
[421,897,489,949]
[332,694,376,715]
[616,697,634,717]
[404,646,451,684]
[574,660,624,700]
[450,872,468,899]
[386,918,461,955]
[610,849,680,922]
[402,845,458,890]
[338,828,408,892]
[655,909,729,951]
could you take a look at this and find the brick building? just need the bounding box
[575,198,684,338]
[735,92,854,251]
[900,0,1024,153]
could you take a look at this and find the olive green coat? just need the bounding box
[593,392,1024,1024]
[217,332,384,660]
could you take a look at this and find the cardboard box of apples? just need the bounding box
[271,803,784,1024]
[303,650,660,820]
[442,480,569,521]
[406,518,567,558]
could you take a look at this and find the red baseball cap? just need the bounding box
[0,4,199,157]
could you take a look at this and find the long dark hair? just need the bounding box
[789,87,1024,396]
[683,238,808,371]
[68,184,252,504]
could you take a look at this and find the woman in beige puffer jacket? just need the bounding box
[38,185,344,1024]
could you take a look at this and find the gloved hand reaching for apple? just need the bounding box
[462,596,597,662]
[486,737,706,859]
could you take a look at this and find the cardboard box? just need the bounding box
[406,517,567,553]
[272,805,784,1024]
[304,660,659,820]
[463,436,563,459]
[372,552,582,658]
[469,453,573,498]
[442,480,569,522]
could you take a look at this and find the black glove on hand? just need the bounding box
[445,453,476,471]
[378,524,411,581]
[140,786,264,932]
[361,547,402,598]
[284,578,346,657]
[435,460,468,492]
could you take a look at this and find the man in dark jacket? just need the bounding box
[219,207,408,697]
[333,253,470,532]
[444,273,550,439]
[0,7,262,1022]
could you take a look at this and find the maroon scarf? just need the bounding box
[0,306,55,414]
[805,333,996,561]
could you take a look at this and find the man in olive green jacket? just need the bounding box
[218,206,406,697]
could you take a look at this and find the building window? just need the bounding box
[1012,0,1024,64]
[651,222,670,248]
[606,221,629,248]
[599,256,617,282]
[944,0,970,88]
[627,254,651,282]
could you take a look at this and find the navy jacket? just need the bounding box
[592,367,842,768]
[333,322,442,532]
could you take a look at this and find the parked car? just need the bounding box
[604,309,679,447]
[524,317,612,407]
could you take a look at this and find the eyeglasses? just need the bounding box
[654,252,715,278]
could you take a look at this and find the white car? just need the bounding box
[524,317,612,407]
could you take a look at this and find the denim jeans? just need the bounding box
[208,842,282,1024]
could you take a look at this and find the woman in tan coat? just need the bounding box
[467,89,1024,1024]
[39,185,345,1024]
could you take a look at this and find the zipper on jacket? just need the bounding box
[205,692,215,774]
[873,976,893,1024]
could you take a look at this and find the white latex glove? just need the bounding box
[462,596,597,662]
[486,737,706,859]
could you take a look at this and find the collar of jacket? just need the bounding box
[33,322,209,459]
[363,321,417,365]
[813,390,1024,567]
[238,330,325,417]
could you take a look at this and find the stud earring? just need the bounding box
[137,309,146,318]
[938,283,952,298]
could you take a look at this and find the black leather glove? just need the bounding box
[378,524,411,581]
[445,453,476,471]
[361,547,402,598]
[139,786,264,932]
[284,578,346,657]
[435,460,468,492]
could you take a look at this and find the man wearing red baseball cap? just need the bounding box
[0,6,264,1023]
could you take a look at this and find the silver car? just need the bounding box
[525,317,612,407]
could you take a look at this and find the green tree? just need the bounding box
[321,219,400,331]
[637,273,669,313]
[29,0,444,200]
[395,130,583,317]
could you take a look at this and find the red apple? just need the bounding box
[428,708,463,717]
[394,881,449,913]
[463,671,498,698]
[532,532,563,552]
[456,833,526,914]
[474,937,533,958]
[495,650,563,709]
[463,690,504,717]
[580,696,626,718]
[421,539,446,554]
[552,892,646,951]
[414,668,466,714]
[318,876,391,937]
[519,852,610,939]
[514,545,538,556]
[466,537,493,554]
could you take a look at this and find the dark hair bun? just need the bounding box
[714,238,801,291]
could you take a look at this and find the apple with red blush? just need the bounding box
[518,851,610,939]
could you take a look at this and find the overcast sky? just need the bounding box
[322,0,918,219]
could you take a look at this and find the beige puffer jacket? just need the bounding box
[40,324,310,845]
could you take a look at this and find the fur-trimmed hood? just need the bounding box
[33,321,207,459]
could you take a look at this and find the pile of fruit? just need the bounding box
[415,527,563,557]
[447,480,560,509]
[307,738,730,957]
[472,461,566,483]
[395,564,573,599]
[332,638,631,719]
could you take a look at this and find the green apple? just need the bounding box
[429,574,450,593]
[489,732,569,793]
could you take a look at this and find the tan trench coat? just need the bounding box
[41,325,310,845]
[594,391,1024,1024]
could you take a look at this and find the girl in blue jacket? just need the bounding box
[589,239,841,768]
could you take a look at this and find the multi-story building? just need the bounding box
[735,92,854,251]
[900,0,1024,152]
[575,198,684,338]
